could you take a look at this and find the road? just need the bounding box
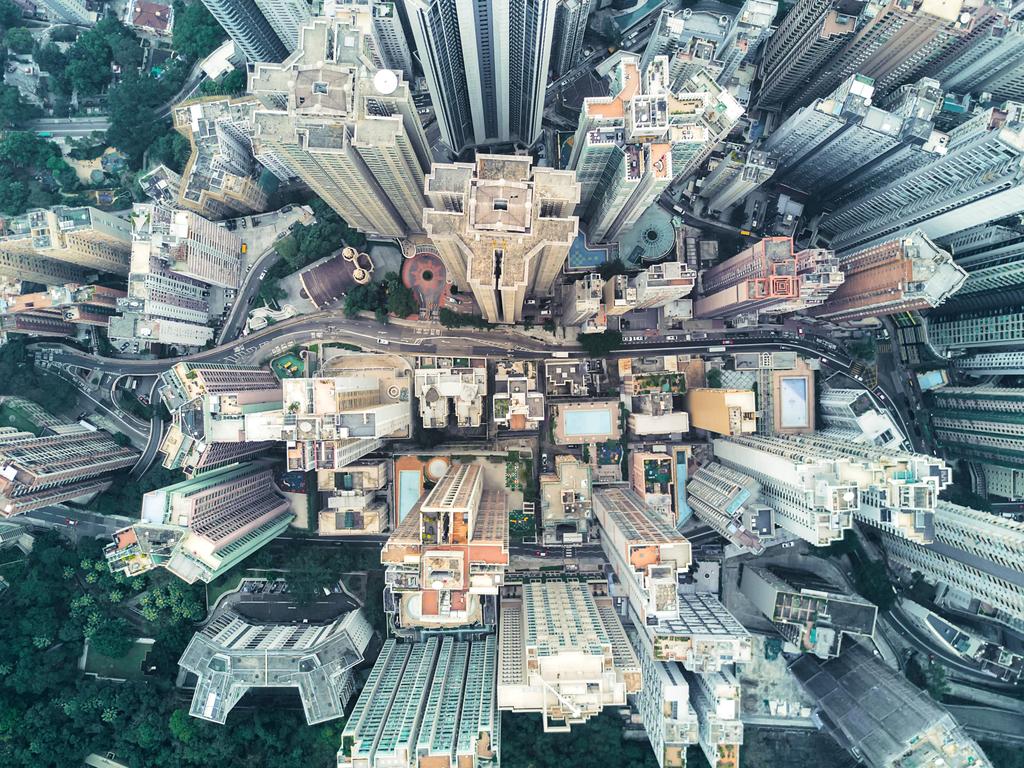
[217,245,285,344]
[883,606,1018,689]
[156,59,209,119]
[944,705,1024,745]
[18,505,134,540]
[28,116,110,138]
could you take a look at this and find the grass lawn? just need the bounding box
[84,639,152,681]
[0,402,41,436]
[206,570,245,609]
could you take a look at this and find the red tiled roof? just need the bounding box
[132,0,172,33]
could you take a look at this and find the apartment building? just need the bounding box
[686,462,766,554]
[172,97,270,219]
[740,566,877,658]
[551,0,595,77]
[698,148,776,214]
[695,237,844,319]
[570,54,742,244]
[103,461,294,584]
[712,433,950,546]
[179,607,372,724]
[413,357,487,429]
[809,230,966,322]
[0,431,138,517]
[339,636,499,768]
[423,155,580,324]
[381,463,509,635]
[199,0,288,62]
[497,579,641,731]
[249,18,431,238]
[689,668,743,768]
[0,206,132,277]
[927,386,1024,479]
[540,455,592,544]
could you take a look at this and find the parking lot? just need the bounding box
[230,579,358,623]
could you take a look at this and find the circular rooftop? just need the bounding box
[373,69,399,95]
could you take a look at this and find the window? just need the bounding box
[493,199,508,211]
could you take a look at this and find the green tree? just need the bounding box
[578,330,622,357]
[172,0,226,60]
[105,73,167,166]
[384,271,418,317]
[49,25,79,42]
[87,617,135,658]
[597,259,629,279]
[4,26,32,54]
[148,130,192,173]
[0,178,27,214]
[0,0,22,29]
[706,367,723,388]
[344,282,383,317]
[199,67,247,96]
[438,307,490,328]
[274,235,301,269]
[0,84,39,128]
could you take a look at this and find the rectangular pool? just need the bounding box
[779,376,810,429]
[563,409,613,437]
[397,470,423,523]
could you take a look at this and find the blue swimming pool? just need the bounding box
[397,470,422,523]
[563,409,613,437]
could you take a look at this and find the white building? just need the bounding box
[401,0,557,151]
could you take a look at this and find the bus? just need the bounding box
[707,345,727,353]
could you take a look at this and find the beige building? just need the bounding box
[413,356,487,429]
[380,463,509,635]
[423,154,580,323]
[561,272,605,327]
[172,98,269,220]
[498,579,641,731]
[249,18,430,237]
[686,388,757,436]
[493,360,545,431]
[0,206,132,277]
[539,455,592,544]
[631,452,675,523]
[317,459,389,536]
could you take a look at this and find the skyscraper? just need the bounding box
[698,147,775,214]
[879,505,1024,629]
[570,55,743,244]
[755,0,865,110]
[497,579,641,731]
[551,0,594,77]
[640,7,728,89]
[686,462,766,554]
[688,668,743,768]
[927,387,1024,485]
[790,642,990,767]
[808,231,966,322]
[402,0,557,151]
[764,75,944,204]
[716,0,777,95]
[172,98,271,220]
[927,15,1024,102]
[694,237,844,319]
[250,18,431,238]
[370,1,414,76]
[797,0,998,107]
[820,103,1024,254]
[339,636,500,768]
[739,566,877,658]
[0,430,138,517]
[0,206,132,276]
[423,154,580,324]
[937,223,1024,302]
[199,0,289,63]
[712,433,950,546]
[926,303,1024,356]
[380,463,509,635]
[104,461,294,584]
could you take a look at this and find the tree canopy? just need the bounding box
[171,0,226,61]
[578,330,623,357]
[438,308,490,329]
[0,337,79,412]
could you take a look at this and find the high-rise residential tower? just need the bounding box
[698,147,775,214]
[551,0,595,77]
[927,387,1024,486]
[694,237,844,319]
[686,462,766,554]
[712,432,950,546]
[199,0,289,62]
[570,54,743,244]
[0,430,138,517]
[808,231,966,322]
[104,461,294,584]
[250,18,431,238]
[423,154,580,324]
[0,206,132,276]
[820,103,1024,254]
[401,0,558,151]
[878,500,1024,628]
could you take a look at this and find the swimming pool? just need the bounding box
[779,376,810,429]
[563,409,613,437]
[397,469,423,523]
